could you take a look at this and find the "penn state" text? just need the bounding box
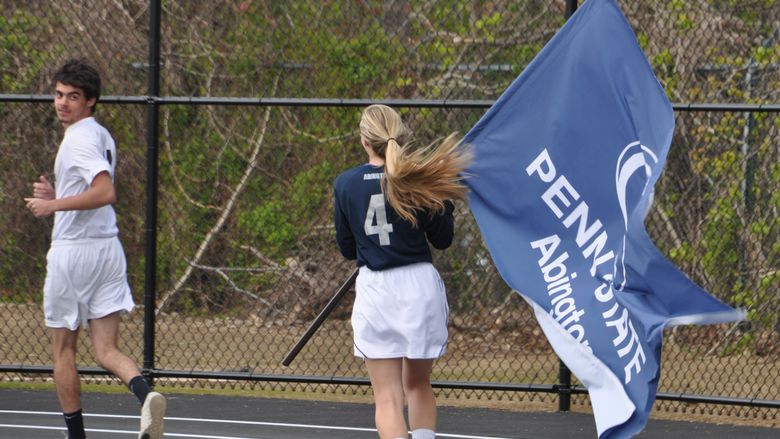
[526,148,646,385]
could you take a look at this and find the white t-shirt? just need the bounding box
[52,117,119,241]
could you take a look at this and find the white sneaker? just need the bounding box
[139,391,166,439]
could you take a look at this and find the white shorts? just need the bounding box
[43,237,134,330]
[352,262,449,359]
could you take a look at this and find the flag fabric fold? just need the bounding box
[462,0,745,437]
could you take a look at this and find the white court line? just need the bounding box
[0,409,512,439]
[0,424,261,439]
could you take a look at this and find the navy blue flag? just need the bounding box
[463,0,745,437]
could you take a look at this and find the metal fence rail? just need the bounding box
[1,0,778,424]
[5,94,780,111]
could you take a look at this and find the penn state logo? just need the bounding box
[614,141,658,290]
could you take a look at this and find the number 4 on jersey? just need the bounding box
[364,193,393,245]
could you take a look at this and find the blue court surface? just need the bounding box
[0,388,776,438]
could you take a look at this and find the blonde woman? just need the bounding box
[334,105,470,439]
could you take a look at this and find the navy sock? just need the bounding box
[129,375,151,404]
[63,409,86,439]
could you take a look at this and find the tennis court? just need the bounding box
[1,388,776,438]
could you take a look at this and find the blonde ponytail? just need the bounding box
[359,105,471,226]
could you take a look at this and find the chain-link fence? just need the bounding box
[1,0,779,424]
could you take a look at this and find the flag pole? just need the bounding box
[565,0,578,17]
[281,267,359,366]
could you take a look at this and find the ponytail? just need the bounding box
[360,105,471,227]
[383,134,471,226]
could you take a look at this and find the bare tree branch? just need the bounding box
[157,75,281,314]
[188,262,270,306]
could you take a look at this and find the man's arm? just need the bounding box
[25,171,116,218]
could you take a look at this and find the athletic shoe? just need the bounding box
[139,391,166,439]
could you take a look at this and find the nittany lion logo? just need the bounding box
[614,141,658,290]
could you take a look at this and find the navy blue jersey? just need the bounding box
[334,164,454,270]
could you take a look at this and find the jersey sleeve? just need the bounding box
[334,185,357,260]
[423,200,455,250]
[69,128,112,185]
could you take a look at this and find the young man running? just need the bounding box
[24,58,166,439]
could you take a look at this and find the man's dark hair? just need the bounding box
[52,59,101,112]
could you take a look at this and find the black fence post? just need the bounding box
[558,361,572,412]
[557,0,578,413]
[143,0,162,385]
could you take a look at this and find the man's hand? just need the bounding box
[32,175,55,200]
[25,197,55,218]
[24,171,114,218]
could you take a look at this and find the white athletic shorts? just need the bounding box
[352,262,449,359]
[43,237,134,330]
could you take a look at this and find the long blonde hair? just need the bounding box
[359,104,471,226]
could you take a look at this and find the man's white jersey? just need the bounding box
[52,117,118,241]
